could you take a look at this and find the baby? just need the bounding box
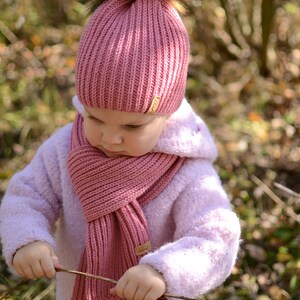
[0,0,241,299]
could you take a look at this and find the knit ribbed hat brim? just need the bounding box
[76,0,190,114]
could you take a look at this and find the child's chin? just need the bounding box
[103,150,127,158]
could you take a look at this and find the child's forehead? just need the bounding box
[84,106,157,123]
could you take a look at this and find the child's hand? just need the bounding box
[110,264,166,300]
[12,241,62,279]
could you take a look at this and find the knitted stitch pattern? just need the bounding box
[0,100,241,299]
[76,0,190,114]
[68,114,185,299]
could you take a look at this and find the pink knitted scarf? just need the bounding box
[68,114,185,299]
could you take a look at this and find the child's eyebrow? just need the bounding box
[84,108,107,123]
[84,108,94,116]
[84,107,154,125]
[84,108,100,120]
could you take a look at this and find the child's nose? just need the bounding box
[101,129,123,145]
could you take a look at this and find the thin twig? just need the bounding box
[274,182,300,198]
[56,268,200,300]
[56,267,117,284]
[251,175,300,223]
[0,20,43,68]
[0,20,18,44]
[32,280,55,300]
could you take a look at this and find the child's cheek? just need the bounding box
[83,121,97,145]
[132,137,156,156]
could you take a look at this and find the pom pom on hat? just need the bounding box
[76,0,190,115]
[87,0,190,14]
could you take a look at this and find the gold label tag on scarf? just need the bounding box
[146,96,160,114]
[135,241,152,256]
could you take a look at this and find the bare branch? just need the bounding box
[251,175,300,223]
[56,268,202,300]
[274,182,300,199]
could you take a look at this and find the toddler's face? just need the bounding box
[83,106,168,157]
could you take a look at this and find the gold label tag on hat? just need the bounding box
[135,241,152,256]
[146,96,160,114]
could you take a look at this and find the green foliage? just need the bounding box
[0,0,299,299]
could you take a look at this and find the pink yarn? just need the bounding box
[75,0,190,114]
[68,114,185,299]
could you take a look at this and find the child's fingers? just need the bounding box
[144,288,163,300]
[40,256,56,278]
[123,281,139,299]
[110,287,116,296]
[134,287,151,300]
[20,264,36,280]
[13,263,26,278]
[50,250,63,270]
[13,257,32,279]
[12,242,61,279]
[113,276,129,299]
[31,260,48,278]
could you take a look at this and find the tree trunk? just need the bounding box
[260,0,279,76]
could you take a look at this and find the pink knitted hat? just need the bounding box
[75,0,190,115]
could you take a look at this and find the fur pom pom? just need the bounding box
[168,0,189,14]
[86,0,105,13]
[86,0,189,14]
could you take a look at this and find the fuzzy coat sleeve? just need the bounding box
[140,159,241,298]
[0,126,69,268]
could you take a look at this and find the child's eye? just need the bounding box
[87,115,104,124]
[125,124,143,130]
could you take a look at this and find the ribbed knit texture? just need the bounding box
[76,0,190,114]
[68,113,185,299]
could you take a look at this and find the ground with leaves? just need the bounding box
[0,1,299,299]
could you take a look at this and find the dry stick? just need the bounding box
[0,20,43,68]
[0,20,18,44]
[273,182,300,198]
[32,280,56,300]
[56,268,199,300]
[251,175,300,224]
[56,267,117,284]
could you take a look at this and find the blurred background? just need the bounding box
[0,0,299,299]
